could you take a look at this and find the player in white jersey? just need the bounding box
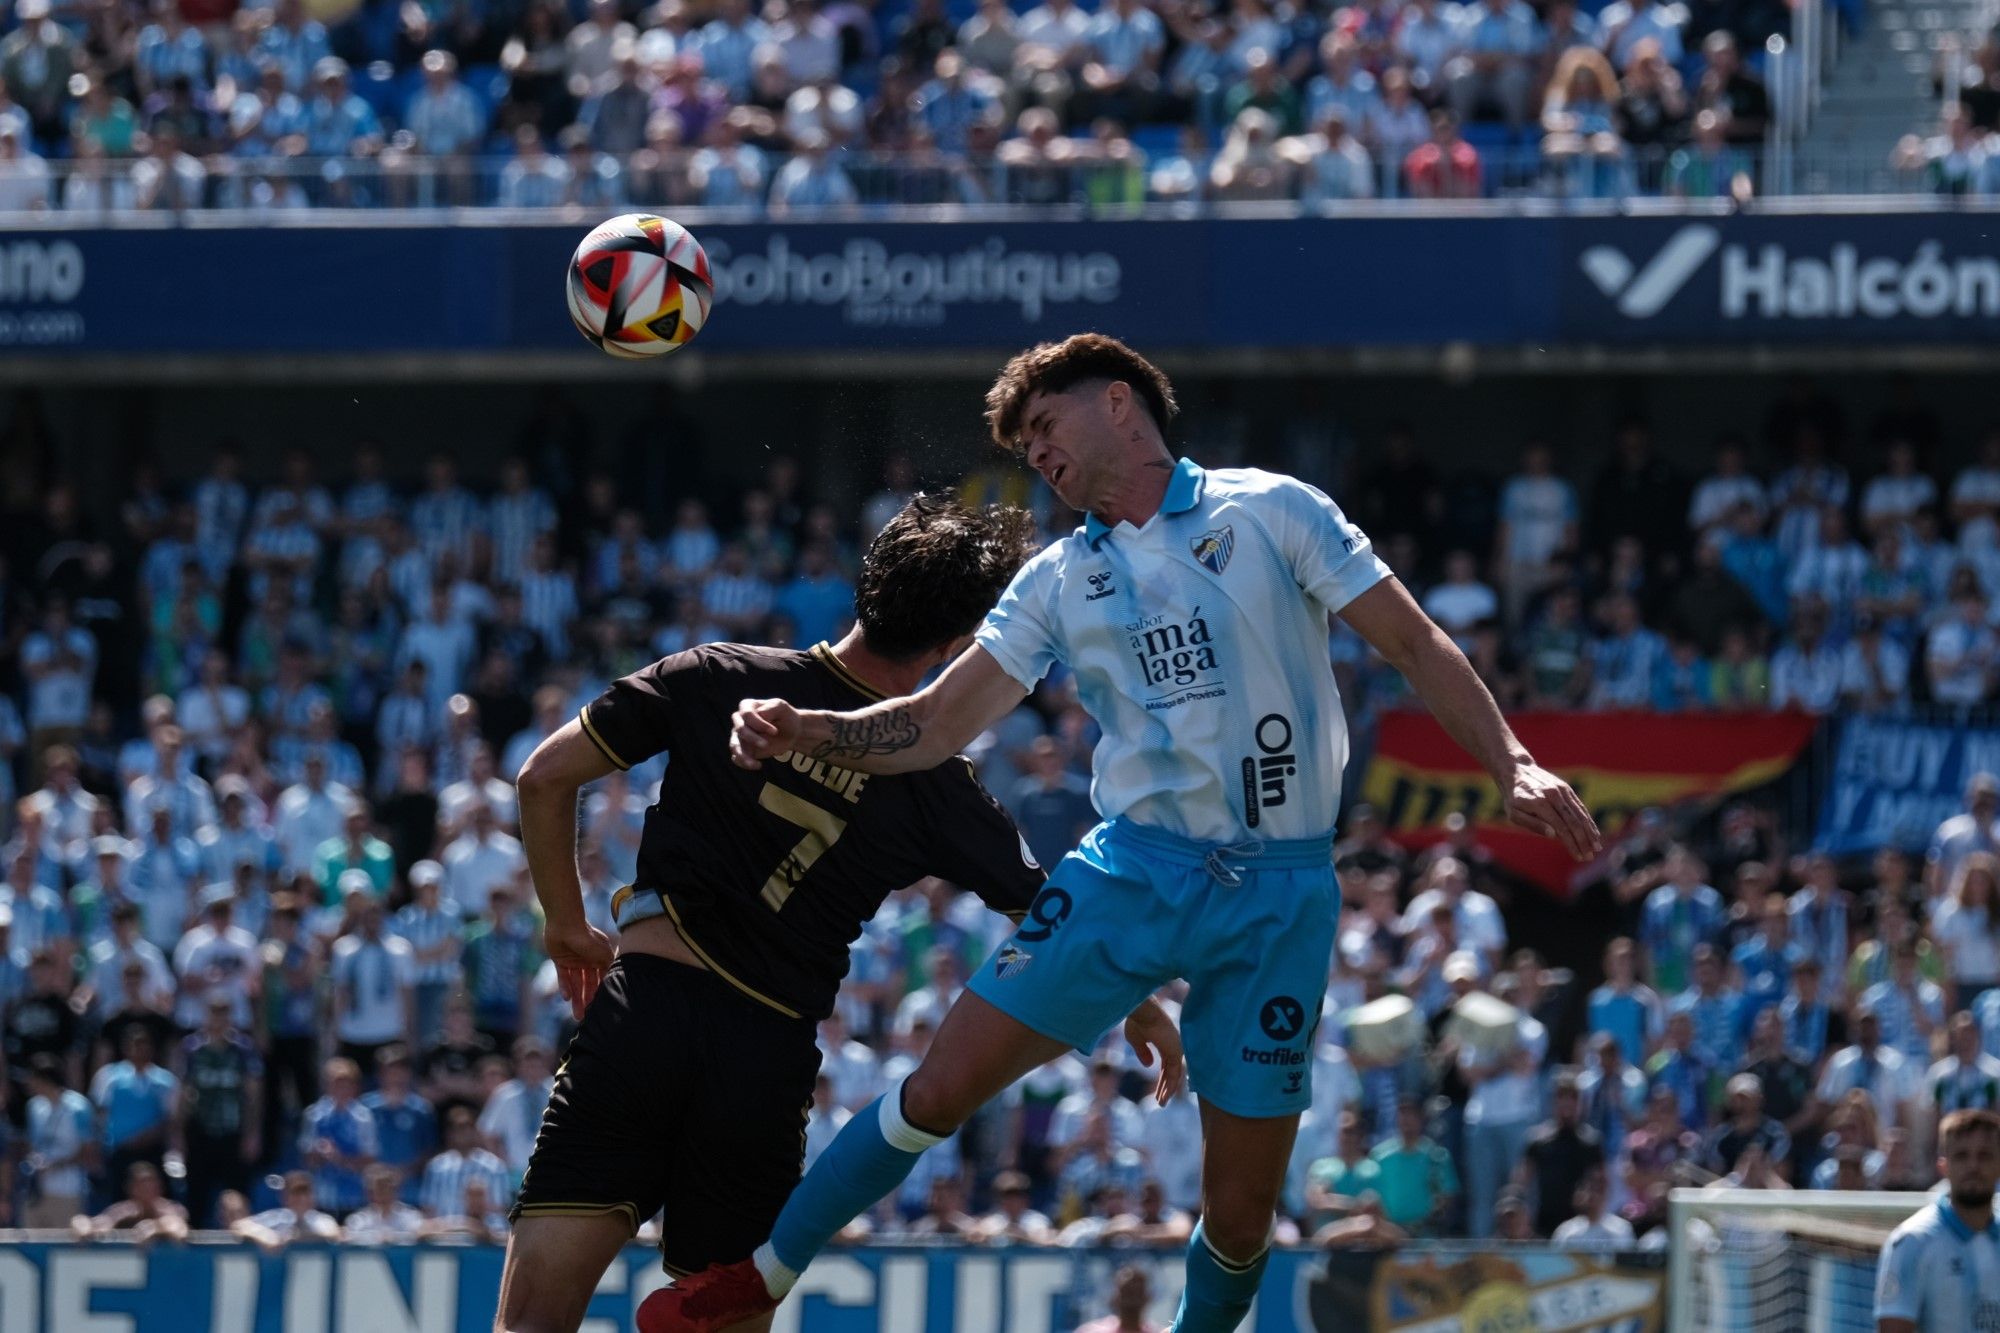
[1877,1108,2000,1332]
[644,334,1599,1333]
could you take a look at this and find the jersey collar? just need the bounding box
[1084,457,1205,548]
[810,641,887,701]
[1938,1197,2000,1241]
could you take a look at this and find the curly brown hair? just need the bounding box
[854,494,1040,661]
[983,333,1179,455]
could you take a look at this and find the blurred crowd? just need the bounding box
[1906,27,2000,196]
[0,373,1996,1251]
[0,0,1788,213]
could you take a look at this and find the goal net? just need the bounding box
[1667,1188,1935,1333]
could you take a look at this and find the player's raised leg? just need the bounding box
[639,873,1187,1333]
[635,992,1075,1333]
[1172,1103,1300,1333]
[494,1213,635,1333]
[765,993,1074,1278]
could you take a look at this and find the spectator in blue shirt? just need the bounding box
[0,911,28,1010]
[1787,852,1852,996]
[462,883,538,1050]
[1586,594,1666,708]
[1598,0,1687,71]
[498,123,572,207]
[25,1054,98,1228]
[1080,0,1165,125]
[89,1028,177,1202]
[1640,845,1726,994]
[691,0,770,100]
[1589,937,1664,1067]
[134,0,211,99]
[1928,772,2000,902]
[1716,501,1788,624]
[257,0,332,93]
[1445,0,1543,131]
[1859,938,1946,1066]
[1779,956,1842,1067]
[1670,945,1747,1074]
[301,1056,378,1216]
[913,50,998,155]
[300,57,384,192]
[768,130,858,214]
[0,843,72,963]
[402,50,484,157]
[689,112,768,207]
[773,543,855,649]
[390,49,486,206]
[1651,637,1712,711]
[360,1046,437,1205]
[1646,1010,1714,1129]
[1011,736,1097,872]
[1576,1031,1649,1162]
[1296,33,1376,131]
[1973,983,2000,1062]
[1731,894,1800,1027]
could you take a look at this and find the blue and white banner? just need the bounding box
[0,1239,1662,1332]
[1815,715,2000,856]
[5,209,2000,357]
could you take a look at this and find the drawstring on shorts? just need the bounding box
[1202,841,1265,887]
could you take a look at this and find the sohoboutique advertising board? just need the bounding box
[6,208,2000,357]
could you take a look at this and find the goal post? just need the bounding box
[1666,1188,1935,1333]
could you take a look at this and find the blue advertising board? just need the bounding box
[2,209,1999,357]
[0,1239,1664,1332]
[1815,715,2000,857]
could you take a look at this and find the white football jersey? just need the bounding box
[975,458,1390,844]
[1875,1197,2000,1331]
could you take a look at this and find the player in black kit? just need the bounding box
[495,496,1185,1333]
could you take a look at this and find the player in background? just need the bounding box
[493,495,1184,1333]
[650,334,1598,1333]
[1876,1107,2000,1333]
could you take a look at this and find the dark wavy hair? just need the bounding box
[983,333,1179,456]
[854,494,1039,661]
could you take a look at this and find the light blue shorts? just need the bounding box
[967,817,1338,1119]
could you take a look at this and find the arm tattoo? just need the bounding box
[809,706,921,760]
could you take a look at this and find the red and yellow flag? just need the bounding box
[1358,710,1820,895]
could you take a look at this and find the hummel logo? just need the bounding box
[1579,224,1721,318]
[1085,570,1117,601]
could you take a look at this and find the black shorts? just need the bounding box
[512,953,821,1275]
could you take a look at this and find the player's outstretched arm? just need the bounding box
[1339,577,1602,861]
[730,644,1029,775]
[517,719,619,1017]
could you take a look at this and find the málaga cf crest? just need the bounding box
[1191,526,1234,575]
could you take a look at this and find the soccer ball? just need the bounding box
[566,214,714,359]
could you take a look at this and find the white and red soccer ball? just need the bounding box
[567,214,714,359]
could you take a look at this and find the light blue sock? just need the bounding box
[753,1076,945,1296]
[1171,1220,1269,1333]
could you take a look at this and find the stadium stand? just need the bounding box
[0,0,1824,210]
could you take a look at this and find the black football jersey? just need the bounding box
[579,641,1044,1020]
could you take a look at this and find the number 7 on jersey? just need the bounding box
[757,783,848,911]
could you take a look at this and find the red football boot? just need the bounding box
[636,1260,782,1333]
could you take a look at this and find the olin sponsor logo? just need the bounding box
[1241,713,1296,829]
